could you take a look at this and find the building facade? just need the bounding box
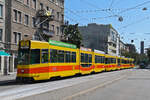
[125,44,136,53]
[5,0,64,53]
[0,0,5,75]
[3,0,64,75]
[79,23,120,56]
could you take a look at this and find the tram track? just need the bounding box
[63,71,134,100]
[0,69,134,100]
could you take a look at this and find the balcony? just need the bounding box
[42,28,55,37]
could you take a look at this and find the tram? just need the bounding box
[16,40,134,81]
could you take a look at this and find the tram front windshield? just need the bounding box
[18,49,30,65]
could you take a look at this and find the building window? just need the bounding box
[0,29,3,41]
[14,32,21,44]
[24,0,29,5]
[24,14,29,25]
[14,32,17,43]
[52,9,54,14]
[57,12,59,20]
[13,9,17,22]
[52,25,54,31]
[40,3,43,10]
[0,4,3,18]
[46,6,49,11]
[32,0,36,9]
[56,27,59,35]
[18,11,22,23]
[24,34,28,37]
[61,14,64,22]
[32,17,36,27]
[18,33,21,41]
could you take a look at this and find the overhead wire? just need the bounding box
[81,0,150,21]
[118,15,150,30]
[65,0,150,25]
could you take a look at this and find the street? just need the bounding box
[0,68,150,100]
[0,0,150,100]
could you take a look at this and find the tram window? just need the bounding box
[105,58,108,64]
[118,59,120,63]
[125,60,127,64]
[98,56,100,63]
[30,49,40,64]
[118,59,120,65]
[99,56,102,63]
[124,60,126,64]
[97,56,99,63]
[122,60,124,64]
[95,56,97,63]
[102,56,105,63]
[65,51,71,63]
[100,56,103,63]
[114,58,116,64]
[118,59,121,66]
[112,58,114,63]
[110,58,113,64]
[18,49,30,65]
[58,50,64,63]
[89,54,92,63]
[85,54,88,63]
[50,49,58,63]
[108,58,110,63]
[72,52,76,63]
[41,49,48,63]
[101,56,104,63]
[122,60,123,64]
[81,53,84,63]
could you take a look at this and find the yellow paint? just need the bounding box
[17,40,135,81]
[17,70,80,81]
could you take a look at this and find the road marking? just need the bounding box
[63,74,130,100]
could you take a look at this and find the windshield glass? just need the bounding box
[18,49,30,65]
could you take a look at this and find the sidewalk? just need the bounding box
[0,72,16,82]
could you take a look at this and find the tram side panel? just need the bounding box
[48,45,80,78]
[94,53,105,73]
[79,50,94,75]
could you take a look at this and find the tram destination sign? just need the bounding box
[49,40,77,49]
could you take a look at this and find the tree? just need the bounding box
[62,24,82,48]
[147,48,150,62]
[121,49,140,64]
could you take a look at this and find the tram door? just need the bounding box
[118,59,121,66]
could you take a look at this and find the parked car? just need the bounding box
[139,63,146,69]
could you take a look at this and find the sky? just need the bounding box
[65,0,150,53]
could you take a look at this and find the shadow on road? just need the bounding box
[0,80,24,86]
[0,69,131,86]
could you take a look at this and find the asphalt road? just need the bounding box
[1,68,150,100]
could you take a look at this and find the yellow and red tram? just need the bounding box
[93,50,105,72]
[79,47,94,75]
[16,40,135,81]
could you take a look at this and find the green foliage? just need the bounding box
[147,48,150,62]
[63,24,82,48]
[121,49,149,65]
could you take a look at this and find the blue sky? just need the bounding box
[65,0,150,52]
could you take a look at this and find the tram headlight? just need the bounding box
[21,69,24,73]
